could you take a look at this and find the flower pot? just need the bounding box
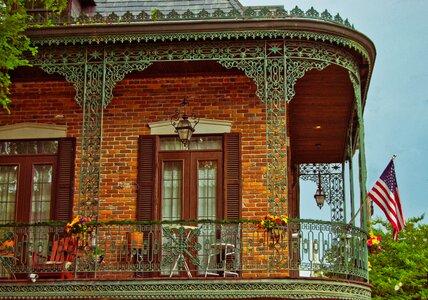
[268,227,285,244]
[368,245,381,254]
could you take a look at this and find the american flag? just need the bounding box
[368,159,405,240]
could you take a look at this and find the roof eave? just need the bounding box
[26,18,375,61]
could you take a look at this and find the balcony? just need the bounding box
[0,220,370,299]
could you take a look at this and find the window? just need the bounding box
[0,138,76,223]
[137,134,241,221]
[159,150,222,221]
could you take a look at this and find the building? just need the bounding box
[0,0,375,299]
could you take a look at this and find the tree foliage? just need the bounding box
[0,0,67,114]
[369,215,428,299]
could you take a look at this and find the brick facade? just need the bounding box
[5,68,269,222]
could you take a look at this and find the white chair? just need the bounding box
[204,223,240,277]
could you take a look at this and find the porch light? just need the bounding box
[314,144,326,209]
[314,167,326,209]
[170,96,199,147]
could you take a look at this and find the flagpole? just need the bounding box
[348,196,369,227]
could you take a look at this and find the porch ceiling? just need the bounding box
[289,65,354,165]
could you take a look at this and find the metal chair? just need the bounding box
[204,223,240,277]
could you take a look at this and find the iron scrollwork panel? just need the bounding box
[299,163,345,222]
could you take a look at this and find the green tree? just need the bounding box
[369,215,428,299]
[0,0,67,113]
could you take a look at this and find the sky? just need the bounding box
[240,0,428,224]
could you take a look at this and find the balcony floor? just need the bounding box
[0,277,371,300]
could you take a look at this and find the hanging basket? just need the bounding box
[368,245,382,254]
[267,227,285,244]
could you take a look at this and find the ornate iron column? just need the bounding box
[349,73,368,231]
[348,141,356,226]
[263,42,287,215]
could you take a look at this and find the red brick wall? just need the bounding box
[5,69,269,222]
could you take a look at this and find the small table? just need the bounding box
[162,225,199,278]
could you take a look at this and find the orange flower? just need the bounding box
[367,232,382,247]
[66,215,92,234]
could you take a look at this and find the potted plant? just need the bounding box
[258,214,288,243]
[66,216,92,235]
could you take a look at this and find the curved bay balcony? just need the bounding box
[0,219,369,299]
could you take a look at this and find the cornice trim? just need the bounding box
[26,19,375,64]
[0,278,372,299]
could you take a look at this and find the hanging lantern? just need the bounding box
[314,166,326,209]
[170,96,199,147]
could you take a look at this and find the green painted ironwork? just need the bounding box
[0,278,371,299]
[29,30,371,67]
[27,6,355,29]
[79,58,103,218]
[36,48,86,106]
[30,35,366,219]
[299,164,346,222]
[0,220,368,281]
[348,139,356,226]
[349,72,368,231]
[264,48,287,215]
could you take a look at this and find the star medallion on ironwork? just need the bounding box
[90,50,102,60]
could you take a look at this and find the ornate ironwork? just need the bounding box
[299,163,345,222]
[35,48,87,106]
[264,53,287,214]
[26,6,355,29]
[30,35,365,219]
[29,30,371,66]
[349,72,368,230]
[0,220,368,281]
[162,225,202,272]
[0,278,371,299]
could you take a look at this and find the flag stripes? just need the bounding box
[368,159,405,240]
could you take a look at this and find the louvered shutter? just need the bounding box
[137,136,157,221]
[54,138,76,221]
[224,133,241,220]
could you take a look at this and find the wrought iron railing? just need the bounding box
[26,6,354,29]
[0,220,368,281]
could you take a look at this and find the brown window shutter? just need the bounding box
[224,133,242,220]
[137,136,158,221]
[54,138,76,221]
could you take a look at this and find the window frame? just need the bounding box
[137,133,241,222]
[158,150,223,221]
[0,138,76,223]
[0,155,57,222]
